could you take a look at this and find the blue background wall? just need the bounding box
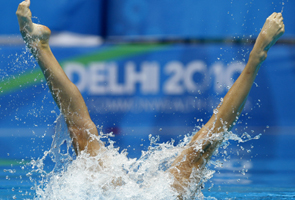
[107,0,295,38]
[0,43,294,158]
[1,0,294,38]
[1,0,103,35]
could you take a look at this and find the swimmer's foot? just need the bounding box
[16,0,51,51]
[253,12,285,59]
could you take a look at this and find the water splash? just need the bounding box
[9,113,260,200]
[281,0,288,13]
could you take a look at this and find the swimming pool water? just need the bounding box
[1,133,294,199]
[1,166,295,199]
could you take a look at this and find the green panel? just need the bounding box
[0,44,169,96]
[0,159,29,166]
[62,44,168,65]
[0,70,43,95]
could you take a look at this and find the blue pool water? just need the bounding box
[1,129,295,199]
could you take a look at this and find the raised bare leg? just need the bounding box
[169,12,285,195]
[16,0,104,156]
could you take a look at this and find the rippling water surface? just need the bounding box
[1,116,295,199]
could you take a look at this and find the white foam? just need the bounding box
[28,115,260,199]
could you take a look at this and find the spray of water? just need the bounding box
[12,113,260,200]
